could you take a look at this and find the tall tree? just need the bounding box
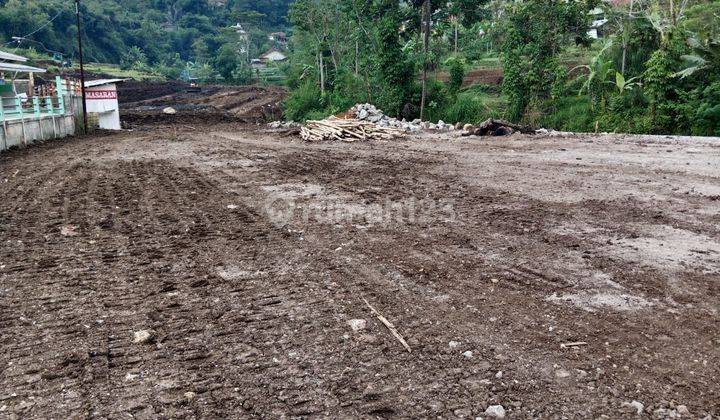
[420,0,431,120]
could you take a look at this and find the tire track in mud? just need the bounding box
[1,160,231,416]
[218,138,719,416]
[0,155,391,417]
[1,127,719,418]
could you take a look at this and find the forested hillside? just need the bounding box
[0,0,291,67]
[284,0,719,136]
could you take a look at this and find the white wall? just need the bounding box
[85,83,121,130]
[0,114,75,152]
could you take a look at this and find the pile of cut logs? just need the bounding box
[300,117,406,142]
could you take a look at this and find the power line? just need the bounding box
[2,7,68,48]
[21,8,66,39]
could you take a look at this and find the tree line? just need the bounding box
[0,0,292,81]
[284,0,719,136]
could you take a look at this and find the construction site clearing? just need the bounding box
[0,83,718,419]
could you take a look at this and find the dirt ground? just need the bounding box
[120,84,287,126]
[0,111,719,419]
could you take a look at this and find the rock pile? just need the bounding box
[351,104,456,132]
[267,121,300,129]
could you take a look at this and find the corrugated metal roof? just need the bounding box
[0,62,46,73]
[84,78,130,88]
[0,50,29,62]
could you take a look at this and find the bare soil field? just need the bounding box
[120,84,287,126]
[0,115,719,418]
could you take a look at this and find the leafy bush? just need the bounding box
[214,44,241,82]
[232,64,253,85]
[687,82,720,136]
[413,79,451,122]
[304,110,331,121]
[284,82,324,122]
[444,55,467,94]
[425,91,505,125]
[327,71,369,115]
[539,95,595,132]
[120,46,147,71]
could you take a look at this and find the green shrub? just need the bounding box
[691,82,720,136]
[540,95,595,132]
[416,79,452,122]
[446,93,501,124]
[284,82,324,122]
[327,71,369,115]
[304,110,331,121]
[444,55,467,94]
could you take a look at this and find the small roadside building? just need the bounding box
[1,50,75,151]
[84,79,129,130]
[587,7,610,39]
[0,49,46,103]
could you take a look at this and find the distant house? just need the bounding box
[231,23,249,42]
[251,59,266,70]
[268,32,288,44]
[260,50,288,63]
[587,7,610,39]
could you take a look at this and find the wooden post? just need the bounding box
[319,51,325,96]
[1,120,6,151]
[28,72,35,97]
[75,0,88,133]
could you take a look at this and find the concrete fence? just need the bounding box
[1,113,75,151]
[1,76,79,153]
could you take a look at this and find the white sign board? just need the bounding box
[85,82,121,130]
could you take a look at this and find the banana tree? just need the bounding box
[674,36,720,78]
[573,41,616,111]
[613,71,642,94]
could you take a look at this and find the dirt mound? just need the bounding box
[121,84,287,127]
[121,109,244,127]
[118,81,189,104]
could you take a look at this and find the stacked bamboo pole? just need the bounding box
[300,118,405,142]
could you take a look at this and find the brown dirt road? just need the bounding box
[0,122,718,418]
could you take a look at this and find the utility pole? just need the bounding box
[419,0,431,121]
[75,0,88,133]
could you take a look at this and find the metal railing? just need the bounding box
[0,76,66,122]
